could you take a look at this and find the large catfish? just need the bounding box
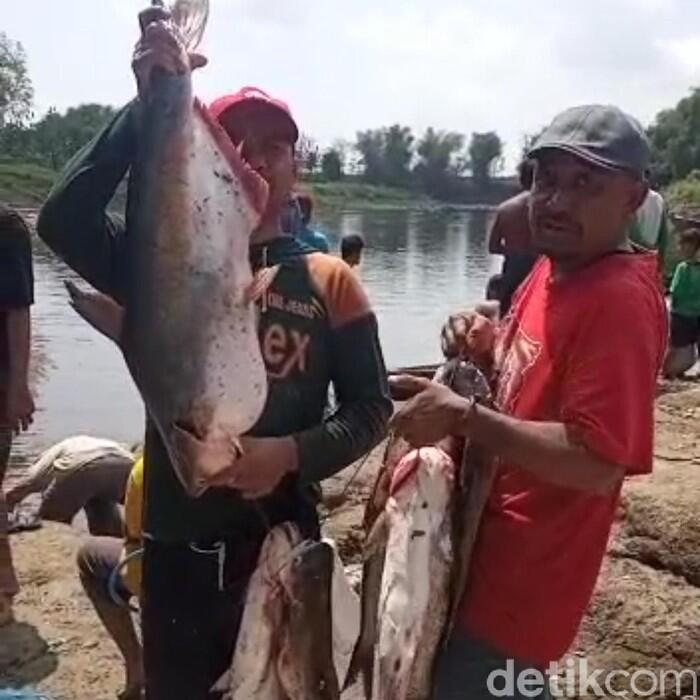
[123,0,272,495]
[213,524,343,700]
[346,359,495,699]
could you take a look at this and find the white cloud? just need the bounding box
[658,35,700,75]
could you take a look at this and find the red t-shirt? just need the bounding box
[459,252,667,666]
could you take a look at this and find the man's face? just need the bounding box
[241,133,296,221]
[221,110,297,224]
[529,152,647,266]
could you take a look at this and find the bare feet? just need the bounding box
[117,685,144,700]
[121,653,144,700]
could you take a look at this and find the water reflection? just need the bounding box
[11,208,497,468]
[316,208,498,368]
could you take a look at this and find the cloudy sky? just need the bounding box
[5,0,700,168]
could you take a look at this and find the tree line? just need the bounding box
[3,30,700,200]
[297,127,504,199]
[0,32,507,202]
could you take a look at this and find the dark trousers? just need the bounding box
[434,629,552,700]
[141,535,263,700]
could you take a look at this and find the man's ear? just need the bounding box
[629,179,649,213]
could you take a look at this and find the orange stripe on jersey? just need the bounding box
[306,252,372,328]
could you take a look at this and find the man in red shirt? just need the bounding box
[391,105,667,699]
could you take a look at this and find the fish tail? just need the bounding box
[167,0,210,51]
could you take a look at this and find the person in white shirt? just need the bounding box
[629,188,669,274]
[7,435,135,536]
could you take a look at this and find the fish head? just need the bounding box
[169,421,241,496]
[282,540,340,700]
[447,360,492,403]
[390,447,455,502]
[289,540,334,589]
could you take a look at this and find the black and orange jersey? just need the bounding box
[38,103,391,541]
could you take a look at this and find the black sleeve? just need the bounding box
[0,210,34,309]
[37,101,141,301]
[294,313,392,483]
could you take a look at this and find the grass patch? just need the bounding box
[303,181,437,210]
[665,174,700,213]
[0,161,57,207]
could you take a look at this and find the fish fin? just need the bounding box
[364,511,389,557]
[65,281,124,344]
[194,100,269,218]
[170,424,209,496]
[244,265,281,305]
[344,515,389,693]
[343,648,363,692]
[345,636,377,698]
[169,0,210,51]
[210,668,230,695]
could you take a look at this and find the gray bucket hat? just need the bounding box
[528,105,650,178]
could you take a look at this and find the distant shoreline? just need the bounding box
[0,160,504,213]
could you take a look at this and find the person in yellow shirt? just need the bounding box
[77,454,144,700]
[67,287,146,699]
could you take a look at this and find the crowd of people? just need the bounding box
[0,6,698,700]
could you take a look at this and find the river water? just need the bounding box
[11,207,497,467]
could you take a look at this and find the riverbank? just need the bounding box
[0,162,56,208]
[0,161,446,212]
[2,378,700,699]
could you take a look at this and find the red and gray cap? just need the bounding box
[528,105,650,178]
[209,86,299,145]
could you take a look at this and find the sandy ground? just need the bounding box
[1,379,700,699]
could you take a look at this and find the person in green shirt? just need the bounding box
[664,229,700,378]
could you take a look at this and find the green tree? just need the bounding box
[321,148,343,181]
[0,32,33,128]
[414,127,465,197]
[0,123,35,160]
[468,131,503,186]
[648,88,700,185]
[355,125,414,186]
[32,108,63,168]
[33,103,117,169]
[355,129,386,184]
[383,124,414,186]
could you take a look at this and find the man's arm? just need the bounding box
[292,257,392,483]
[465,408,624,495]
[6,308,32,430]
[389,379,623,495]
[0,211,35,433]
[394,283,665,494]
[295,312,392,483]
[37,102,140,301]
[211,260,391,498]
[487,215,506,255]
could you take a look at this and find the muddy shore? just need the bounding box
[1,380,700,699]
